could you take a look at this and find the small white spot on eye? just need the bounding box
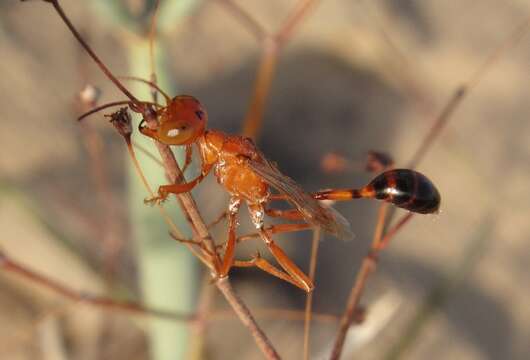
[167,129,180,137]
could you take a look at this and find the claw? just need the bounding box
[144,187,170,205]
[144,195,165,206]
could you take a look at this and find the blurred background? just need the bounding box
[1,0,529,359]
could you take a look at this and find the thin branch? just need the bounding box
[78,100,132,121]
[0,249,192,322]
[216,277,281,360]
[242,42,279,138]
[329,254,376,360]
[242,0,318,139]
[118,75,170,102]
[76,41,123,279]
[375,213,415,251]
[215,0,319,139]
[187,274,216,360]
[131,140,165,167]
[303,228,321,360]
[78,100,162,121]
[329,203,388,359]
[275,0,317,47]
[329,196,414,358]
[148,0,161,103]
[43,0,141,105]
[209,307,365,325]
[1,247,357,327]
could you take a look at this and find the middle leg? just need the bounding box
[219,197,241,277]
[237,223,313,243]
[265,207,305,221]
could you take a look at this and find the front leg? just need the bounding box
[145,163,212,205]
[181,144,193,173]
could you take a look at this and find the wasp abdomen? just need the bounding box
[368,169,440,214]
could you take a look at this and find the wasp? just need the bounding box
[137,94,440,292]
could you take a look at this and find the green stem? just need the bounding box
[127,39,197,360]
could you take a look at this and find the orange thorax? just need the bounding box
[198,130,269,203]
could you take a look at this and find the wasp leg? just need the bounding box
[144,163,212,205]
[237,223,313,243]
[219,197,241,278]
[265,208,304,220]
[181,144,193,174]
[144,173,205,205]
[233,253,302,289]
[248,203,314,292]
[259,228,314,292]
[232,207,311,243]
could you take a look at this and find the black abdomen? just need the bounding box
[368,169,440,214]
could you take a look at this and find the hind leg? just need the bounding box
[248,203,314,292]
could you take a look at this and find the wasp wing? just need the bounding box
[248,158,354,240]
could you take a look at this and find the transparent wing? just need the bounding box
[248,158,354,240]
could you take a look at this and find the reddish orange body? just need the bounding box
[137,95,440,292]
[198,130,270,205]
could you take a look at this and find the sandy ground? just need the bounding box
[1,0,529,359]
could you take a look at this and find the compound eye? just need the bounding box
[158,121,196,145]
